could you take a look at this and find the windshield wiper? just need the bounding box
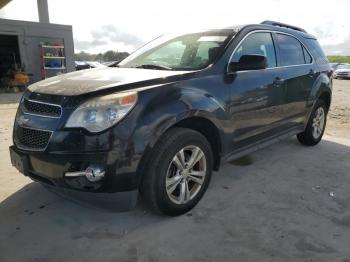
[135,64,173,70]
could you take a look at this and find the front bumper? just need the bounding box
[334,74,350,79]
[10,90,150,201]
[9,144,140,210]
[9,144,140,193]
[43,183,138,212]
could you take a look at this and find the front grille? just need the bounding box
[22,98,62,118]
[15,126,52,151]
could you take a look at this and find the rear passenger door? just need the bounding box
[275,33,315,126]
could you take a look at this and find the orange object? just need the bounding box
[15,72,29,84]
[121,94,137,105]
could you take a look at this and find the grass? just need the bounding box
[328,56,350,63]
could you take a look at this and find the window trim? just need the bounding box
[227,30,314,73]
[302,46,313,64]
[275,32,313,67]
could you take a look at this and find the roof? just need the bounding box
[232,21,317,40]
[261,20,307,33]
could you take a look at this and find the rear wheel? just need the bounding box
[297,99,327,146]
[140,127,213,216]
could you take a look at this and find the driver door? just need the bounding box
[226,32,286,148]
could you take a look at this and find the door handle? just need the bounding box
[273,77,284,87]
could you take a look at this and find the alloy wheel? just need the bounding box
[312,107,325,139]
[165,145,207,205]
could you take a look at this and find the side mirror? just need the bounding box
[229,55,268,72]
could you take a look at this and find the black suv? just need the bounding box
[10,21,332,215]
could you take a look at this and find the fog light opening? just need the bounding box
[85,165,105,182]
[64,165,105,182]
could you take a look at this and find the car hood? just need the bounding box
[28,67,193,96]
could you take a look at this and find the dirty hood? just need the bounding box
[28,67,192,96]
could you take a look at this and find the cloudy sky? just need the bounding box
[0,0,349,55]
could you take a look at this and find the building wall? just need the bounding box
[0,18,74,83]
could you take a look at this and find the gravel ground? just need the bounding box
[0,80,350,262]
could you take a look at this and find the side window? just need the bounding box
[231,32,277,68]
[303,47,312,64]
[276,34,305,66]
[305,39,328,64]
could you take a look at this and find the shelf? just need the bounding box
[43,56,65,59]
[42,45,65,49]
[40,44,66,79]
[44,67,66,70]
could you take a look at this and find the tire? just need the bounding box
[140,127,213,216]
[297,99,328,146]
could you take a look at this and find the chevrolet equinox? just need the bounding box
[10,21,332,216]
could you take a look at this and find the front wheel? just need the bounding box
[297,99,327,146]
[140,127,213,216]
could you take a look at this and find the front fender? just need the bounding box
[132,86,227,186]
[133,85,228,153]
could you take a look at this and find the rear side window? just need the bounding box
[276,34,305,66]
[305,38,328,64]
[303,47,312,64]
[231,32,277,68]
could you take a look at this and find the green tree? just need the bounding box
[75,50,130,62]
[328,56,350,63]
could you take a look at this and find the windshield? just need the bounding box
[119,30,234,71]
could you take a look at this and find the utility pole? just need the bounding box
[37,0,50,23]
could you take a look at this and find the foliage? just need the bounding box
[75,50,130,62]
[327,56,350,63]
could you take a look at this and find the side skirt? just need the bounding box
[222,125,304,164]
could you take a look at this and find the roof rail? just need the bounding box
[261,20,307,33]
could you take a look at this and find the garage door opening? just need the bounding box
[0,34,25,92]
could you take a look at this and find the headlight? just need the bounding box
[65,91,137,132]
